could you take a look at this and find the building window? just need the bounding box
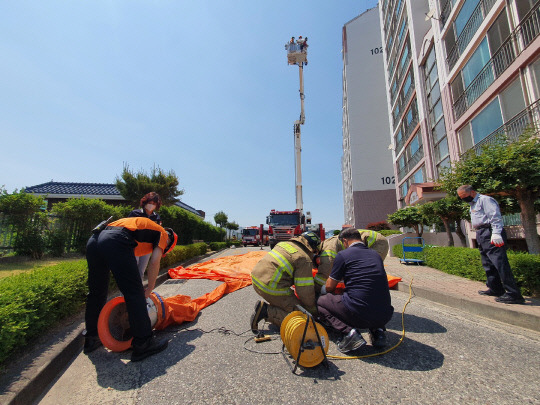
[413,167,424,183]
[455,0,480,37]
[462,38,491,88]
[460,98,504,148]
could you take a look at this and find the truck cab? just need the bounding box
[266,209,306,249]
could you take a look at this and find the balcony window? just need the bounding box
[530,58,540,99]
[413,167,424,184]
[409,135,420,155]
[455,0,481,36]
[435,137,449,163]
[433,117,447,143]
[499,78,526,121]
[462,38,491,87]
[487,9,510,53]
[397,18,407,43]
[471,98,503,144]
[516,0,539,21]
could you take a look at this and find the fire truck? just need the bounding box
[266,210,324,249]
[242,226,269,247]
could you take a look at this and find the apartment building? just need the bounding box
[342,6,397,228]
[378,0,539,227]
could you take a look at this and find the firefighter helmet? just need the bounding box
[301,231,321,254]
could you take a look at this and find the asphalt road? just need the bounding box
[37,247,540,404]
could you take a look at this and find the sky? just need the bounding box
[0,0,379,231]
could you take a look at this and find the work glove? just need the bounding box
[490,233,504,247]
[320,285,327,295]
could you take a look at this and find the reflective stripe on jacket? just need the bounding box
[251,238,316,310]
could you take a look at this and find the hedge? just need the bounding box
[0,242,211,366]
[392,244,540,296]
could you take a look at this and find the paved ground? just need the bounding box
[1,246,539,405]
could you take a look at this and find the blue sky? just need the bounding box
[0,0,378,231]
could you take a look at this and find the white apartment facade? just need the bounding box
[342,6,397,229]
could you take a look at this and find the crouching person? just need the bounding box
[84,217,177,362]
[250,232,321,334]
[317,227,393,353]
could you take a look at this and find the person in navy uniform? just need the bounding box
[317,227,394,354]
[457,185,524,304]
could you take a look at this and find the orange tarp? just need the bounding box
[157,251,267,330]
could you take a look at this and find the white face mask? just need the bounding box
[145,204,156,212]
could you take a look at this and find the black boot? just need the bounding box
[250,301,268,334]
[131,335,168,362]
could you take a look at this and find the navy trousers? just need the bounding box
[85,229,152,345]
[476,228,522,299]
[317,293,386,334]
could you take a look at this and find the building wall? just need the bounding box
[342,6,397,228]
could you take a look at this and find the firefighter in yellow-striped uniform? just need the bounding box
[250,232,321,334]
[314,229,389,294]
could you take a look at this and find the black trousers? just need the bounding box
[317,293,386,334]
[85,229,152,345]
[476,228,522,299]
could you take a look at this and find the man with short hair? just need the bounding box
[314,229,389,294]
[317,228,394,353]
[457,185,524,304]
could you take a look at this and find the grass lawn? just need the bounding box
[0,254,85,279]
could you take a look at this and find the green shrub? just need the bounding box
[0,260,88,364]
[51,198,131,254]
[0,240,212,366]
[392,244,540,295]
[227,240,242,247]
[379,230,402,237]
[160,205,224,245]
[209,242,228,251]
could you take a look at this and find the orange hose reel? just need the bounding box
[97,292,168,352]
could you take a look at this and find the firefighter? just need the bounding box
[250,231,321,334]
[84,217,177,362]
[314,229,389,294]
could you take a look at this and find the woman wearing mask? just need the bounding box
[128,192,163,279]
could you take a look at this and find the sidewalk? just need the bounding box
[384,256,540,332]
[1,249,539,405]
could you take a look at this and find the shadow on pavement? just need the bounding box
[387,312,447,334]
[87,328,202,390]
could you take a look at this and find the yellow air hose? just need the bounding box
[280,310,329,368]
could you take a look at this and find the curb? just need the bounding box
[1,249,226,405]
[395,282,540,332]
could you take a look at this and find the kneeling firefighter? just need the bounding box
[314,229,389,294]
[250,232,321,334]
[84,217,177,362]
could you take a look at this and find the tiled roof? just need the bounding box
[25,182,203,217]
[175,200,202,217]
[25,182,120,196]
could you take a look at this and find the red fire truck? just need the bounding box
[266,209,324,249]
[242,226,269,247]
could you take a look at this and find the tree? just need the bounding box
[115,164,184,207]
[0,189,47,258]
[419,196,470,247]
[438,130,540,254]
[214,211,228,228]
[387,206,427,237]
[225,221,239,240]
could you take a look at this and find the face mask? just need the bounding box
[461,196,474,203]
[145,204,156,212]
